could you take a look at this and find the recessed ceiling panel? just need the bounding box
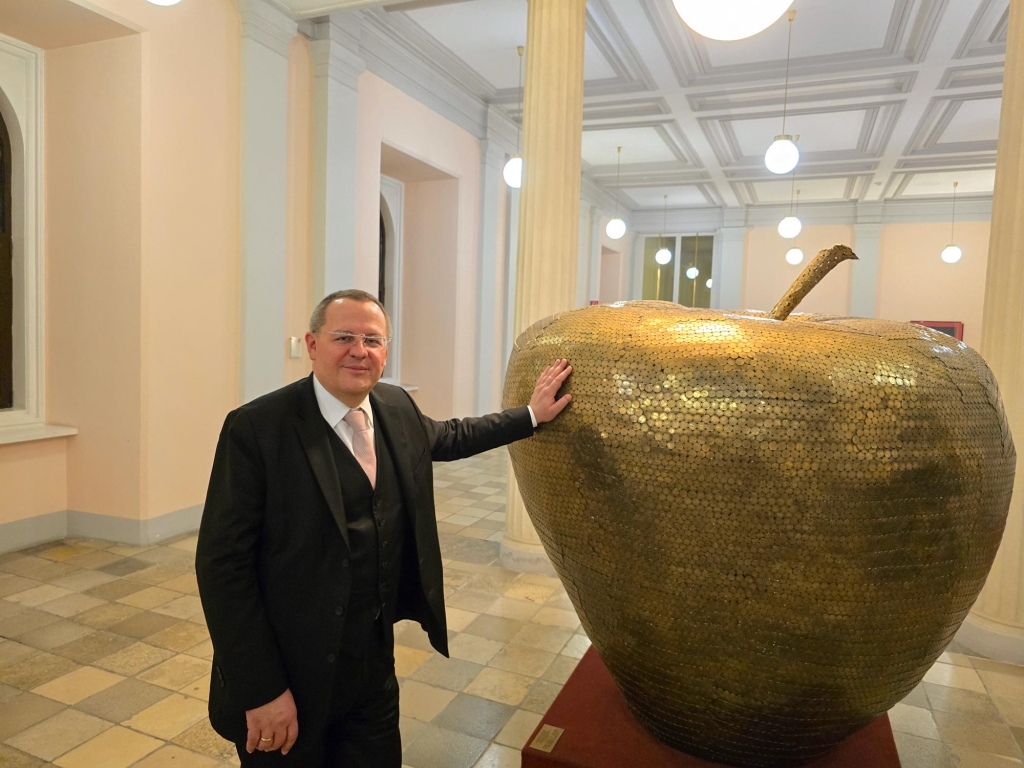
[901,169,996,197]
[731,111,867,157]
[700,0,897,68]
[751,177,850,203]
[939,98,1003,145]
[582,127,678,166]
[624,186,709,208]
[406,0,616,90]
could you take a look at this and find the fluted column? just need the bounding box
[502,0,587,573]
[958,0,1024,663]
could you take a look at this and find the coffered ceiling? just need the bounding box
[291,0,1009,212]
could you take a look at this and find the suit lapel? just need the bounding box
[370,389,418,518]
[295,376,351,551]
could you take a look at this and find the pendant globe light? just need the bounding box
[655,195,673,265]
[941,181,963,264]
[786,248,804,265]
[147,0,182,4]
[765,11,800,175]
[606,147,627,240]
[503,47,525,189]
[778,185,802,239]
[672,0,795,42]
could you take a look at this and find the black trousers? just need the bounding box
[235,617,402,768]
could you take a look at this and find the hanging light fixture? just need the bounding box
[655,195,672,265]
[706,278,713,289]
[146,0,182,6]
[778,184,802,239]
[942,181,963,264]
[765,11,800,175]
[672,0,794,42]
[606,147,627,240]
[503,46,525,189]
[786,248,804,265]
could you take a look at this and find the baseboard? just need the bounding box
[955,613,1024,665]
[0,504,205,554]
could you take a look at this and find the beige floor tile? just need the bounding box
[449,634,505,665]
[179,673,211,701]
[75,601,142,629]
[464,668,534,706]
[0,575,42,599]
[106,545,153,558]
[152,595,206,621]
[460,527,497,540]
[560,634,591,659]
[399,680,458,722]
[447,590,499,614]
[542,656,580,685]
[54,724,162,768]
[924,662,987,693]
[494,709,542,749]
[36,592,106,618]
[933,710,1021,757]
[395,645,432,677]
[118,586,180,610]
[83,579,147,602]
[941,652,976,668]
[109,609,183,639]
[96,642,175,676]
[520,679,561,715]
[0,742,50,767]
[410,656,485,692]
[123,692,209,739]
[49,570,116,593]
[995,697,1024,728]
[5,708,111,762]
[474,742,522,768]
[159,573,200,595]
[0,556,51,577]
[76,677,173,723]
[888,702,940,740]
[185,639,215,661]
[65,550,125,570]
[147,621,210,652]
[32,665,124,704]
[509,624,570,654]
[503,583,555,605]
[132,744,222,767]
[0,651,80,690]
[0,639,40,669]
[168,536,199,553]
[486,598,541,623]
[127,564,193,587]
[5,584,74,608]
[172,719,237,760]
[0,690,65,740]
[18,619,95,651]
[138,653,211,690]
[53,629,135,665]
[981,670,1024,707]
[945,744,1023,767]
[445,608,480,632]
[38,545,93,563]
[530,607,580,632]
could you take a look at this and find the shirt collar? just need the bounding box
[312,374,374,430]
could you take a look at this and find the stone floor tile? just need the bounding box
[465,615,525,643]
[995,697,1024,729]
[0,690,65,740]
[0,679,19,704]
[132,744,221,767]
[0,651,80,690]
[982,671,1024,707]
[152,595,205,621]
[0,555,51,577]
[560,634,591,659]
[488,645,555,679]
[447,590,499,614]
[394,621,436,653]
[53,629,135,664]
[83,579,148,602]
[158,573,200,595]
[137,653,210,691]
[520,680,561,715]
[53,724,163,768]
[508,625,571,655]
[399,680,458,722]
[133,548,193,566]
[184,639,215,661]
[96,642,176,676]
[168,536,199,553]
[65,550,125,570]
[432,694,514,741]
[494,709,542,750]
[32,665,123,704]
[178,672,211,701]
[449,634,505,665]
[146,621,210,653]
[976,659,1024,679]
[4,583,74,607]
[100,557,156,577]
[932,710,1021,757]
[410,655,485,692]
[0,639,39,669]
[117,586,180,610]
[394,645,432,678]
[171,719,237,760]
[473,742,522,768]
[945,743,1024,767]
[941,651,976,668]
[0,743,49,767]
[529,607,579,631]
[106,545,153,558]
[541,656,579,685]
[75,601,142,629]
[894,731,955,768]
[4,708,111,762]
[466,571,521,596]
[18,619,95,651]
[123,692,209,739]
[485,599,541,623]
[49,570,116,593]
[900,682,931,710]
[108,610,183,640]
[402,724,489,768]
[0,575,43,598]
[463,668,534,706]
[438,537,500,566]
[445,608,479,632]
[445,514,479,527]
[400,714,426,747]
[38,545,94,563]
[36,592,106,618]
[75,676,172,723]
[925,662,988,693]
[502,583,555,605]
[888,702,940,740]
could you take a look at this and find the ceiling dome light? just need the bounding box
[503,157,522,189]
[766,136,800,175]
[941,245,963,264]
[671,0,794,41]
[655,247,672,265]
[778,215,802,239]
[146,0,182,5]
[686,266,700,280]
[606,218,627,240]
[705,278,713,289]
[786,248,804,265]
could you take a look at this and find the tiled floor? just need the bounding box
[1,447,1023,767]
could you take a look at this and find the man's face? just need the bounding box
[306,299,389,406]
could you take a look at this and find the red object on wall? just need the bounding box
[522,648,902,768]
[910,320,964,341]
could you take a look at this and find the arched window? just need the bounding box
[0,108,11,409]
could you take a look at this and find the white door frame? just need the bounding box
[379,174,404,383]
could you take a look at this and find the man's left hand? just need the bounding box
[529,359,573,425]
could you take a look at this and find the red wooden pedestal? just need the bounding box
[522,648,901,768]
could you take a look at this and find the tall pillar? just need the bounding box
[239,0,297,403]
[502,0,587,573]
[311,15,365,298]
[958,0,1024,663]
[575,202,591,307]
[476,139,509,414]
[850,206,883,318]
[588,206,602,305]
[713,214,746,310]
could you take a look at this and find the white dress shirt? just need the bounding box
[312,374,375,456]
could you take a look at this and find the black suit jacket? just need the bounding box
[195,374,534,742]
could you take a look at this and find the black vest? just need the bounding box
[326,414,407,656]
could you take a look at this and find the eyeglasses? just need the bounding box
[324,332,391,350]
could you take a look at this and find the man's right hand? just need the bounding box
[245,688,299,755]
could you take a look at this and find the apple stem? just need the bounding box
[769,244,859,321]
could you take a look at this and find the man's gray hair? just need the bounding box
[309,290,393,337]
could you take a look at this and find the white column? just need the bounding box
[575,202,590,307]
[503,188,521,367]
[629,231,643,299]
[713,221,746,310]
[588,206,602,305]
[239,0,297,403]
[311,15,365,298]
[850,209,883,318]
[475,139,509,414]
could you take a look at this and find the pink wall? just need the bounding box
[743,225,856,315]
[0,440,67,525]
[876,221,990,350]
[355,72,481,417]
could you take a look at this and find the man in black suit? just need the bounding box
[196,289,572,767]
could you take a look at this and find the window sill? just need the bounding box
[0,423,78,446]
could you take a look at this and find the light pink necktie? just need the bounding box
[343,408,376,489]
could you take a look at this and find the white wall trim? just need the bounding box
[0,34,45,433]
[239,0,299,57]
[380,174,404,383]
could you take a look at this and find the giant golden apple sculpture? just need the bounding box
[503,246,1014,767]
